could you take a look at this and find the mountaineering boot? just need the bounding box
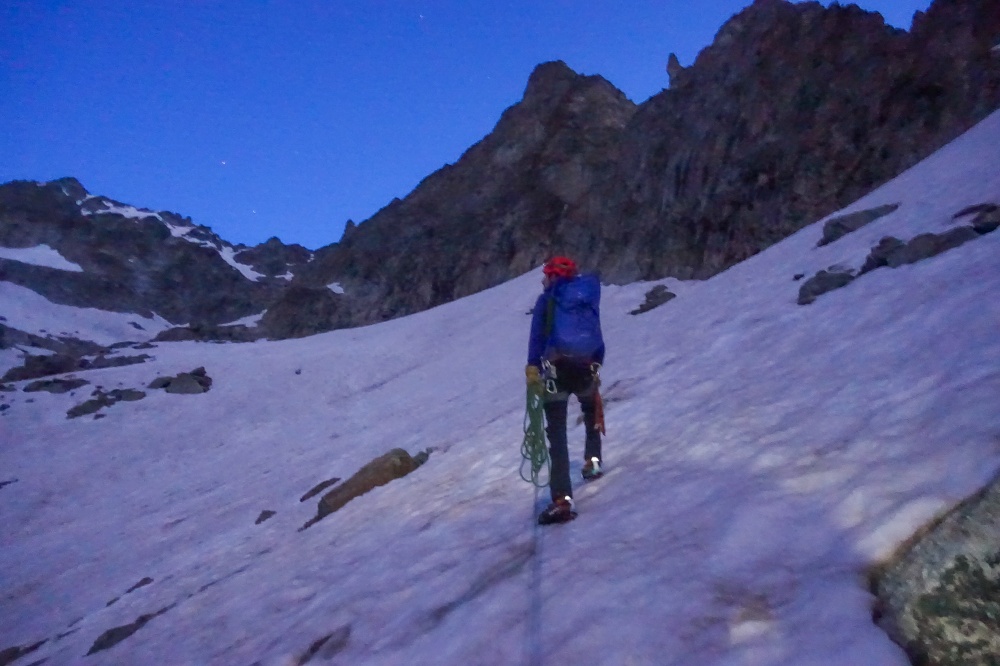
[538,496,576,525]
[581,457,603,481]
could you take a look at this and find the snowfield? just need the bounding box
[2,110,999,665]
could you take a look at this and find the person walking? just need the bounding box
[526,256,606,525]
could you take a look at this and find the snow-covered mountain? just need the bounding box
[0,177,314,349]
[2,111,999,664]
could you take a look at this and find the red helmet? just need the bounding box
[543,256,578,279]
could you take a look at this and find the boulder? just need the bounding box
[301,448,429,530]
[797,269,855,305]
[860,227,982,275]
[629,284,677,315]
[817,204,900,246]
[23,377,89,393]
[148,367,213,394]
[873,473,1000,665]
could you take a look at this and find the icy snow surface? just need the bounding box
[0,244,83,272]
[2,111,1000,665]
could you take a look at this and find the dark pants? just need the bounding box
[543,360,602,502]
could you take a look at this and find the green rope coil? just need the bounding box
[520,383,549,487]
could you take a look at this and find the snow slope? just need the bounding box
[2,110,999,665]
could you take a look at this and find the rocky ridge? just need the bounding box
[0,178,315,350]
[2,0,999,343]
[282,0,1000,334]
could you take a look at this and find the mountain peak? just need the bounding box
[48,177,89,201]
[521,60,582,105]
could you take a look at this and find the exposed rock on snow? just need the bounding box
[301,448,429,530]
[799,214,999,304]
[858,228,982,274]
[23,377,89,394]
[874,472,1000,665]
[817,204,901,246]
[67,388,146,419]
[2,352,150,383]
[299,477,342,503]
[105,578,154,609]
[86,605,174,656]
[796,268,856,305]
[148,367,213,394]
[629,284,677,315]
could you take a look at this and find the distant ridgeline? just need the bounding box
[1,0,999,346]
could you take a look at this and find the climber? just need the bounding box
[526,256,606,525]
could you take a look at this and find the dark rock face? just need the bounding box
[293,60,637,327]
[873,473,1000,665]
[233,236,312,279]
[591,0,1000,283]
[258,285,349,339]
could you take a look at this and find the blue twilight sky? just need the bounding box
[2,1,931,250]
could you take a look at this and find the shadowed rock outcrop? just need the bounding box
[2,1,998,341]
[271,0,1000,335]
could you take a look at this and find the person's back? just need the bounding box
[526,256,606,525]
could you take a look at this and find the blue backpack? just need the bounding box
[545,274,604,363]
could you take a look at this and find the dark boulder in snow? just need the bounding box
[67,388,146,419]
[23,377,89,393]
[817,203,900,246]
[86,605,174,655]
[873,473,1000,665]
[0,639,46,665]
[859,227,984,275]
[957,202,1000,234]
[796,269,855,305]
[299,477,341,503]
[148,367,213,394]
[301,448,429,530]
[629,285,677,315]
